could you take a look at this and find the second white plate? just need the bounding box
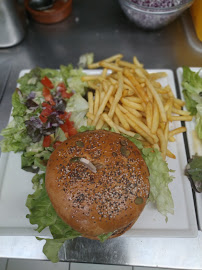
[176,67,202,231]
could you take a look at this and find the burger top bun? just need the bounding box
[45,130,150,239]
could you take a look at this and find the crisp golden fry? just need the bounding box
[146,102,152,130]
[160,122,166,131]
[86,54,193,160]
[118,60,136,69]
[123,105,142,118]
[124,69,149,102]
[114,107,130,131]
[100,61,123,72]
[102,68,108,78]
[87,81,100,91]
[102,80,109,92]
[108,71,123,118]
[133,56,143,68]
[117,103,128,114]
[151,102,160,134]
[172,108,190,116]
[100,91,105,103]
[121,97,144,111]
[126,111,158,143]
[151,81,162,89]
[123,89,136,97]
[102,113,119,133]
[125,96,142,103]
[153,143,160,151]
[149,72,167,80]
[170,115,193,121]
[168,127,187,138]
[173,103,182,110]
[125,116,155,144]
[166,98,174,121]
[108,97,130,131]
[82,75,104,82]
[157,128,167,160]
[113,114,120,125]
[86,112,94,121]
[164,98,173,112]
[96,119,104,129]
[94,90,100,116]
[109,77,117,85]
[174,98,185,106]
[92,85,114,126]
[156,86,170,94]
[164,122,169,141]
[145,78,167,122]
[167,149,176,159]
[168,136,176,142]
[88,54,123,69]
[115,124,138,137]
[87,91,94,125]
[145,86,153,101]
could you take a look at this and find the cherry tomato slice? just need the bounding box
[53,141,63,149]
[42,87,55,105]
[41,76,54,89]
[60,118,77,137]
[58,111,71,120]
[43,135,51,147]
[57,82,73,99]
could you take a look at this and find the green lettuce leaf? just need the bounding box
[196,103,202,139]
[60,64,74,87]
[98,232,112,243]
[182,67,202,105]
[0,117,31,152]
[142,148,174,218]
[17,68,43,95]
[127,136,174,218]
[67,68,87,96]
[78,53,94,68]
[185,156,202,182]
[31,173,44,191]
[12,90,27,117]
[26,173,81,263]
[78,125,96,132]
[26,174,58,232]
[66,93,88,129]
[182,89,198,115]
[182,67,202,140]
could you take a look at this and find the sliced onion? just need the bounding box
[80,158,97,173]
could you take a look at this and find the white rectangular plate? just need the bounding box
[176,67,202,230]
[0,69,198,238]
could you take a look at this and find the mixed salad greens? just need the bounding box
[182,67,202,192]
[182,66,202,140]
[0,64,174,263]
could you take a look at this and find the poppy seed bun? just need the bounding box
[45,130,150,239]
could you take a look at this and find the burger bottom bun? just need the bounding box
[82,219,136,240]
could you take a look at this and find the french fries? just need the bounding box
[82,54,193,160]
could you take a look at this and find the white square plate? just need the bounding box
[176,67,202,230]
[0,69,198,237]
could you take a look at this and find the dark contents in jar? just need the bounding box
[132,0,185,8]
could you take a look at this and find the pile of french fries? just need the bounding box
[81,54,192,160]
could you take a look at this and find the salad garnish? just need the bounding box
[182,66,202,140]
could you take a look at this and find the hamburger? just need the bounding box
[45,129,150,240]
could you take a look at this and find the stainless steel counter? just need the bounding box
[0,0,202,268]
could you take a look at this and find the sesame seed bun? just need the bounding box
[45,130,150,240]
